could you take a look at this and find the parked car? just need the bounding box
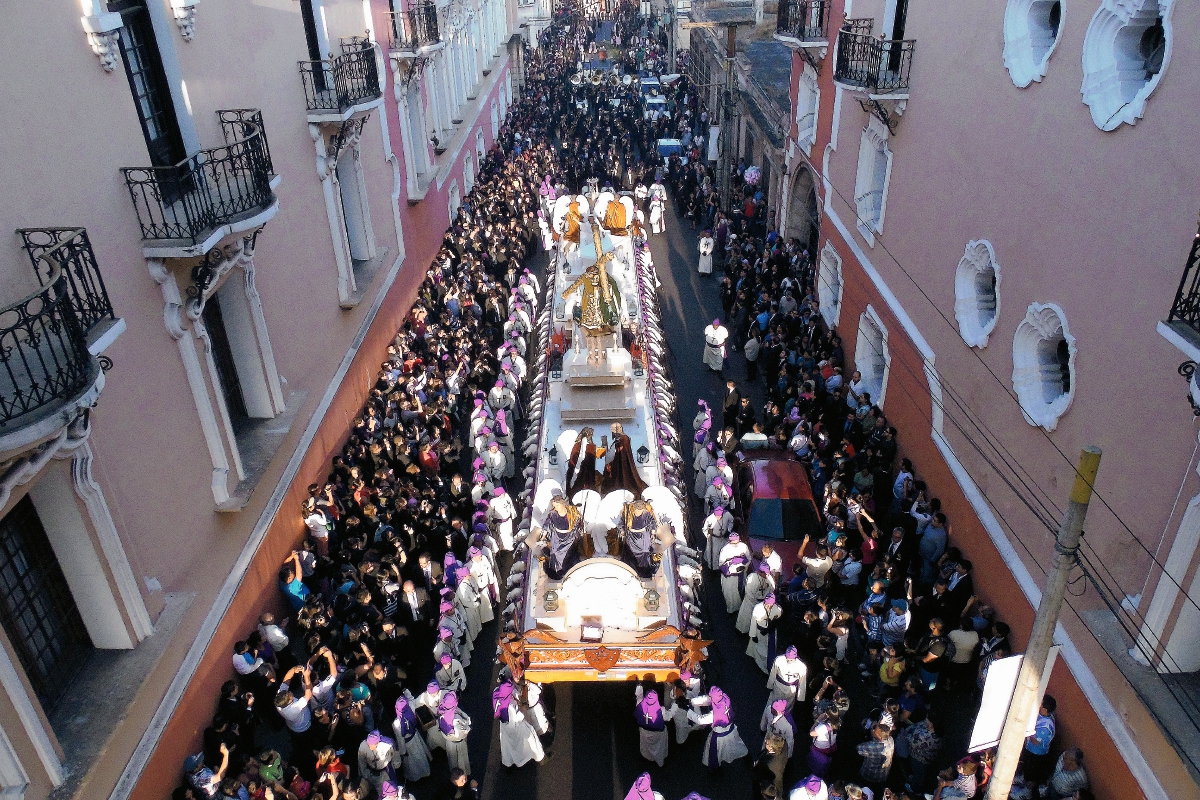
[732,450,823,574]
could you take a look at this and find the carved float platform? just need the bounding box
[521,623,685,683]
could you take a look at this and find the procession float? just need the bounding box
[497,177,711,683]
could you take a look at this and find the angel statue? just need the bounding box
[560,222,623,366]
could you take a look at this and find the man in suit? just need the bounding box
[722,380,741,431]
[409,552,444,595]
[397,580,434,648]
[882,526,914,575]
[944,559,975,620]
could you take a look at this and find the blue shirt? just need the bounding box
[1025,713,1056,755]
[281,577,310,611]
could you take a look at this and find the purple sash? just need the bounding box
[707,724,735,766]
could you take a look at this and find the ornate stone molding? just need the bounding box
[169,0,199,42]
[185,228,262,320]
[953,240,1001,348]
[0,413,90,514]
[80,6,123,73]
[1012,302,1076,430]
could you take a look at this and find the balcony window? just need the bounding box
[795,64,820,152]
[834,21,915,94]
[388,1,443,56]
[1081,0,1174,131]
[1012,302,1076,430]
[299,37,383,118]
[817,242,843,328]
[121,109,276,247]
[775,0,831,45]
[953,240,1001,348]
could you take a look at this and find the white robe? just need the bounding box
[482,448,508,484]
[469,558,499,621]
[649,198,665,234]
[436,658,468,692]
[690,708,749,767]
[766,655,808,710]
[760,710,796,758]
[694,447,716,497]
[442,711,472,775]
[488,494,517,551]
[747,602,783,672]
[702,511,733,570]
[393,715,432,782]
[499,704,545,767]
[671,676,704,744]
[634,686,677,767]
[698,236,714,274]
[718,541,750,613]
[455,579,484,640]
[415,689,446,750]
[703,324,728,371]
[736,572,774,634]
[523,682,550,735]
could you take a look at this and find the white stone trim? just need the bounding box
[1011,302,1076,431]
[854,305,890,408]
[149,259,234,506]
[0,644,60,788]
[1003,0,1065,88]
[1081,0,1174,131]
[853,117,892,246]
[80,4,123,73]
[795,63,820,155]
[311,122,372,304]
[168,0,199,41]
[0,723,29,798]
[817,241,843,329]
[66,441,154,642]
[953,239,1001,348]
[448,180,461,220]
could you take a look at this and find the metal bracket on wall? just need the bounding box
[858,97,900,135]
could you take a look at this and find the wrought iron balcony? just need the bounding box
[121,109,276,246]
[1168,223,1200,340]
[775,0,831,45]
[388,3,442,56]
[834,25,915,94]
[299,37,382,118]
[0,263,97,429]
[16,228,116,344]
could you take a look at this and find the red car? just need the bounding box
[732,450,824,575]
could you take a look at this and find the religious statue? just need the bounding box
[619,498,659,578]
[602,196,629,237]
[563,199,583,249]
[560,222,623,365]
[542,495,584,580]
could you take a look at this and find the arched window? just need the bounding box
[795,64,820,153]
[448,180,461,221]
[463,153,474,192]
[1003,0,1065,87]
[953,240,1001,348]
[854,306,890,409]
[1012,303,1076,430]
[1081,0,1173,130]
[817,242,843,329]
[853,118,892,243]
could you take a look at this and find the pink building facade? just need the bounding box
[0,1,519,798]
[777,0,1200,796]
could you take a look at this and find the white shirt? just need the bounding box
[278,695,311,732]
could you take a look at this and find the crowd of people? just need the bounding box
[173,2,1095,799]
[672,167,1092,800]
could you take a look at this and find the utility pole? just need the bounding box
[985,445,1102,800]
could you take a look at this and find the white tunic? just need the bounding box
[649,198,665,234]
[694,447,716,497]
[702,511,733,570]
[442,711,472,775]
[487,493,517,551]
[499,703,545,767]
[393,715,432,782]
[702,324,728,371]
[634,686,677,767]
[746,602,783,672]
[455,579,484,640]
[760,710,796,758]
[698,236,714,274]
[671,676,705,744]
[523,682,550,735]
[766,655,808,709]
[690,707,750,767]
[736,572,774,634]
[415,689,445,750]
[718,541,751,613]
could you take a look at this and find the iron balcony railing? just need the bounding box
[388,3,441,54]
[834,26,915,94]
[776,0,831,43]
[121,109,275,244]
[0,265,94,427]
[299,37,382,114]
[16,228,115,337]
[1168,223,1200,336]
